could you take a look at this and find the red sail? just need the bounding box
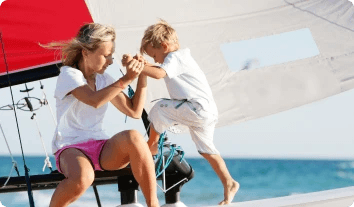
[0,0,93,88]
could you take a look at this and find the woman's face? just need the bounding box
[84,41,115,74]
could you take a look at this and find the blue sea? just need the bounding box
[1,156,354,206]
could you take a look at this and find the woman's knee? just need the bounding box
[123,130,144,143]
[67,172,95,195]
[61,154,95,194]
[110,130,147,153]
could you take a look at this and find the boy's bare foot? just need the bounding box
[218,180,239,205]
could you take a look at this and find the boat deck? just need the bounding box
[202,186,354,207]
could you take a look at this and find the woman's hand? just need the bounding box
[124,58,144,81]
[111,55,147,119]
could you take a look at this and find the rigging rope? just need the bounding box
[39,81,57,126]
[30,112,53,172]
[0,122,20,188]
[0,30,35,207]
[0,123,19,175]
[23,92,53,172]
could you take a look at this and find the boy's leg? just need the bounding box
[200,153,240,205]
[147,99,182,155]
[148,123,160,155]
[189,116,239,205]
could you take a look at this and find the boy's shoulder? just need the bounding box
[165,48,193,64]
[169,48,191,58]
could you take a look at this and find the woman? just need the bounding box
[49,23,159,207]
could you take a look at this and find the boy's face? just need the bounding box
[145,44,169,64]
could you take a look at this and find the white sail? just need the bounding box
[85,0,354,127]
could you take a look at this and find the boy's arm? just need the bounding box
[142,63,167,79]
[132,54,166,79]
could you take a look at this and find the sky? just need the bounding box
[1,1,354,160]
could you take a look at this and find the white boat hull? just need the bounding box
[162,201,187,207]
[202,186,354,207]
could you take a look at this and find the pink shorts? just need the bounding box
[55,139,108,174]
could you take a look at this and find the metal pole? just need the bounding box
[0,30,35,207]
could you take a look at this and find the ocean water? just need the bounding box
[1,156,354,207]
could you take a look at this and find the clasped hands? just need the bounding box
[121,54,147,80]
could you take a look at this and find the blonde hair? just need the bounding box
[140,19,179,55]
[44,23,116,67]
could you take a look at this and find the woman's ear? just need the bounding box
[82,49,88,58]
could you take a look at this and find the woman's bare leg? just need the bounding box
[200,153,239,205]
[50,148,95,207]
[100,130,159,207]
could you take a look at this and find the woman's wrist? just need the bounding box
[117,79,125,90]
[116,76,131,89]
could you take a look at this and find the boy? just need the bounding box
[127,20,239,205]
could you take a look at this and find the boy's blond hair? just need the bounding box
[140,19,179,54]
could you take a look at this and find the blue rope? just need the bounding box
[118,69,135,99]
[154,132,185,178]
[127,86,134,98]
[175,146,185,162]
[154,132,166,177]
[125,86,135,123]
[119,67,135,123]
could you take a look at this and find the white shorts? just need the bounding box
[148,99,219,154]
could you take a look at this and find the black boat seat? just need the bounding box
[0,153,194,205]
[0,168,133,193]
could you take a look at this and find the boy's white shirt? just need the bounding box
[52,66,115,154]
[160,48,218,116]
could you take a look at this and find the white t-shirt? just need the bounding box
[52,66,115,154]
[160,48,218,116]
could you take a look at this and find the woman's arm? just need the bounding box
[71,59,143,108]
[110,74,147,119]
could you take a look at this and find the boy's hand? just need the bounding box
[121,54,133,67]
[133,54,148,65]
